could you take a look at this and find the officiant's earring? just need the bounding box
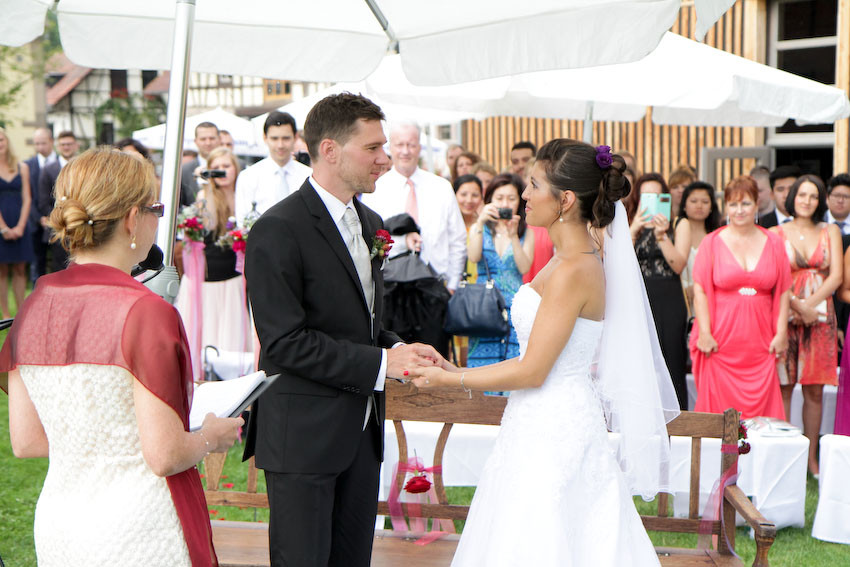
[130,234,137,250]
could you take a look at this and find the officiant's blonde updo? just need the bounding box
[49,147,157,253]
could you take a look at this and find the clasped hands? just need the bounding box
[386,343,456,387]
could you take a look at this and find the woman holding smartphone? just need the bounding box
[467,173,535,373]
[628,173,689,409]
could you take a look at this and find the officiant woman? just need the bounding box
[1,147,242,567]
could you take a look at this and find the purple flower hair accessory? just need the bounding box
[595,145,613,169]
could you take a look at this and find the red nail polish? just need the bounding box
[403,370,409,376]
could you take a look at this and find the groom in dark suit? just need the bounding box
[244,93,441,566]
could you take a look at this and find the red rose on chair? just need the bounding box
[404,474,432,494]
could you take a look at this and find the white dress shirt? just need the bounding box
[235,157,312,224]
[776,209,792,224]
[37,151,57,169]
[361,167,467,290]
[310,177,388,429]
[826,210,850,236]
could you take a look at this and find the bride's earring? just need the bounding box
[130,234,137,250]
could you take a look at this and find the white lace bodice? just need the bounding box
[20,364,190,566]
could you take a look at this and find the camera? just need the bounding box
[498,207,514,220]
[199,169,226,179]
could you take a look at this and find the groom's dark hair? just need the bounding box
[303,93,385,160]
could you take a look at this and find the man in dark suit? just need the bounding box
[24,127,56,280]
[37,130,78,272]
[179,122,220,207]
[244,93,442,567]
[758,164,801,229]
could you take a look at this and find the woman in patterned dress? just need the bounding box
[467,173,535,371]
[771,174,842,476]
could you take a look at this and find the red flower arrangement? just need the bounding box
[216,216,250,252]
[738,420,750,455]
[177,205,206,242]
[370,229,394,260]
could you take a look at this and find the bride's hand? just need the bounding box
[410,366,446,390]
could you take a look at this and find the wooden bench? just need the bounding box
[203,381,776,566]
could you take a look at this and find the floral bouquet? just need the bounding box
[177,205,206,242]
[216,217,248,253]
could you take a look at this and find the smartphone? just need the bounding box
[200,169,227,179]
[498,207,513,220]
[639,193,671,220]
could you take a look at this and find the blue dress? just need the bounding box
[0,171,34,264]
[468,225,524,373]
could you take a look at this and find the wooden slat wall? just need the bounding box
[462,0,762,188]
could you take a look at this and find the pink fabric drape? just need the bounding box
[182,240,206,381]
[387,458,453,545]
[836,330,850,435]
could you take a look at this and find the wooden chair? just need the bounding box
[203,381,776,567]
[202,452,270,567]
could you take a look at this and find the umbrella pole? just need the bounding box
[157,0,197,265]
[582,101,594,144]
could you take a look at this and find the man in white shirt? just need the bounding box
[826,173,850,236]
[235,111,311,224]
[759,165,800,228]
[360,123,466,291]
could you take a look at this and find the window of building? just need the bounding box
[217,74,233,87]
[768,0,837,141]
[110,70,128,98]
[141,70,158,88]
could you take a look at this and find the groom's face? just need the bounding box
[338,119,389,195]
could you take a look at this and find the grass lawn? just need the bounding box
[4,425,846,566]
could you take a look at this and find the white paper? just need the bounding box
[189,371,266,431]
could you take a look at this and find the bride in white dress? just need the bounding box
[412,140,681,566]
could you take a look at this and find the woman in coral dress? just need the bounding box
[691,176,790,419]
[771,174,842,475]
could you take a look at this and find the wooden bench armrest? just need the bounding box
[723,485,776,539]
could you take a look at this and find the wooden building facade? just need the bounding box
[461,0,850,188]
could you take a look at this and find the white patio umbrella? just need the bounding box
[364,33,850,142]
[7,0,736,84]
[134,107,267,157]
[2,0,739,262]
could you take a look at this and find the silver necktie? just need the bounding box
[342,207,374,313]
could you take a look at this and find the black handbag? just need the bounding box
[444,254,510,338]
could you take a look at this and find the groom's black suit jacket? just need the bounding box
[243,179,401,474]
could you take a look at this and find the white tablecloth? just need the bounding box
[686,374,838,435]
[380,421,809,530]
[812,434,850,544]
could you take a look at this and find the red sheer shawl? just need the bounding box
[0,262,217,567]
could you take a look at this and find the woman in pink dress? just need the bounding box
[771,174,841,475]
[691,175,791,419]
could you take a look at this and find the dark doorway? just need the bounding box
[775,146,834,180]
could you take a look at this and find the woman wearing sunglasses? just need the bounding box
[1,147,243,566]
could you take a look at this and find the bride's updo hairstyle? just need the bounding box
[49,147,157,253]
[536,139,631,228]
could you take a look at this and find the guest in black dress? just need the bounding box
[628,173,689,409]
[0,128,34,317]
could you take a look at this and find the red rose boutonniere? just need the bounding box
[370,229,394,260]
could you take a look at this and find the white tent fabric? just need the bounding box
[5,0,734,85]
[365,33,850,128]
[133,107,266,157]
[3,0,52,47]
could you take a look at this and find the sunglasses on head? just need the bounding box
[142,202,165,217]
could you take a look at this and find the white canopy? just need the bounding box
[364,33,850,131]
[7,0,735,85]
[133,107,266,157]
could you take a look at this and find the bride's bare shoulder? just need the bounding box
[533,253,601,301]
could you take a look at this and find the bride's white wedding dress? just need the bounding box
[451,284,660,566]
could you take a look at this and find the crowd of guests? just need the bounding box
[8,118,849,476]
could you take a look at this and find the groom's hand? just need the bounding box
[386,343,441,379]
